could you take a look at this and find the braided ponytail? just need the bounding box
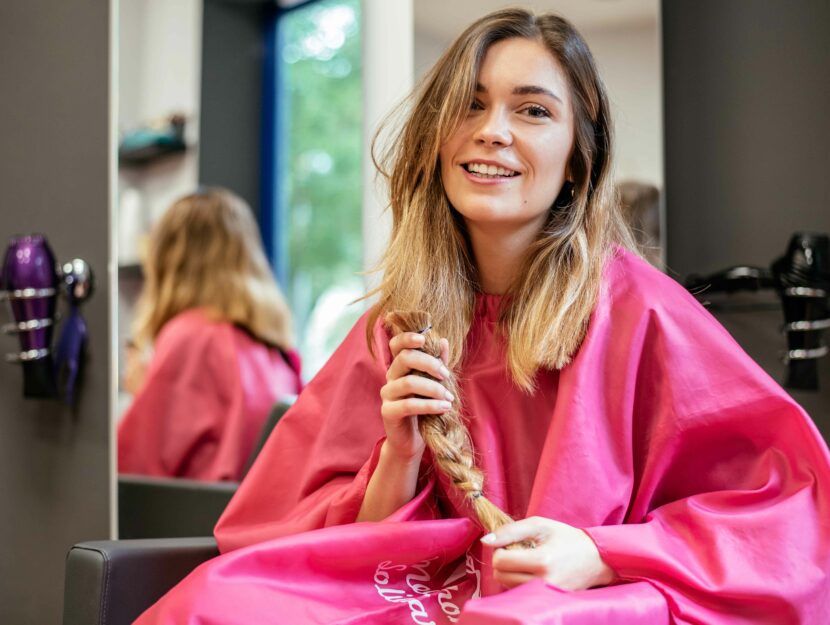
[386,311,533,549]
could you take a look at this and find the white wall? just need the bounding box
[118,0,203,262]
[413,28,448,81]
[583,20,662,187]
[119,0,202,131]
[362,0,413,290]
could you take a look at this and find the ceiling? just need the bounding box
[415,0,658,41]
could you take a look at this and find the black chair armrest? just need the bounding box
[63,537,218,625]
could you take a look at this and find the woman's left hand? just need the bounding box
[482,516,617,591]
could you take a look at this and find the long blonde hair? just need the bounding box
[367,9,637,391]
[132,187,294,351]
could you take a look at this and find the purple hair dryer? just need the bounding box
[1,234,60,398]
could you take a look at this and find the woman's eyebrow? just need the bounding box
[513,85,563,104]
[475,82,563,104]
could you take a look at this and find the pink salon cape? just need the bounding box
[118,309,302,482]
[135,250,830,624]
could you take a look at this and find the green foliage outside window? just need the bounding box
[279,0,364,376]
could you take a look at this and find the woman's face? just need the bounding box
[439,37,575,236]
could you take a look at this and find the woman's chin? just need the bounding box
[457,206,546,233]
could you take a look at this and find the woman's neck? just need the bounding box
[466,217,544,295]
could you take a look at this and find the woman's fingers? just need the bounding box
[491,546,547,574]
[386,348,450,383]
[388,332,425,358]
[440,338,450,366]
[491,569,535,590]
[381,374,454,403]
[381,332,454,455]
[481,517,550,548]
[381,397,452,420]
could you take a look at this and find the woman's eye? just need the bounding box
[523,104,551,119]
[470,100,484,111]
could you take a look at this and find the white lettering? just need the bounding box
[407,598,436,625]
[375,585,407,602]
[437,587,462,618]
[372,552,482,624]
[378,560,408,572]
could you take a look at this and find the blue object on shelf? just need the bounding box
[119,115,187,165]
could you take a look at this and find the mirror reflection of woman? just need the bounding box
[135,9,830,624]
[118,188,302,482]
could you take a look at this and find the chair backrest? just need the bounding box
[242,395,297,478]
[118,475,238,539]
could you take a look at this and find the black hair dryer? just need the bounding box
[686,232,830,391]
[772,234,829,390]
[0,234,93,402]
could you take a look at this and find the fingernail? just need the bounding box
[439,366,450,379]
[481,533,496,544]
[439,401,452,410]
[444,391,455,402]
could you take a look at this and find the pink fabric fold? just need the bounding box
[134,250,830,624]
[457,579,670,624]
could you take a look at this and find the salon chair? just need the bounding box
[63,537,218,625]
[118,475,237,539]
[63,398,296,624]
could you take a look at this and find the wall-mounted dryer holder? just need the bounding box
[685,232,829,391]
[1,234,93,403]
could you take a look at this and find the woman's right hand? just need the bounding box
[379,332,454,461]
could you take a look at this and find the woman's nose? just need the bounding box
[473,109,512,147]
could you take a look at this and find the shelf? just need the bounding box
[118,141,188,167]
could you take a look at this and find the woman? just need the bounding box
[135,10,830,623]
[118,187,302,482]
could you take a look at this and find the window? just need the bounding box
[272,0,364,378]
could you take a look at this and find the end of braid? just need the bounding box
[472,496,535,550]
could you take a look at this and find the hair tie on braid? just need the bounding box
[385,310,534,550]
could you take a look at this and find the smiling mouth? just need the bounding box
[462,162,520,179]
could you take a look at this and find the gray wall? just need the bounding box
[662,0,830,435]
[199,0,269,218]
[663,0,830,279]
[0,1,112,624]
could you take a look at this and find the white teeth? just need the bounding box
[465,162,517,177]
